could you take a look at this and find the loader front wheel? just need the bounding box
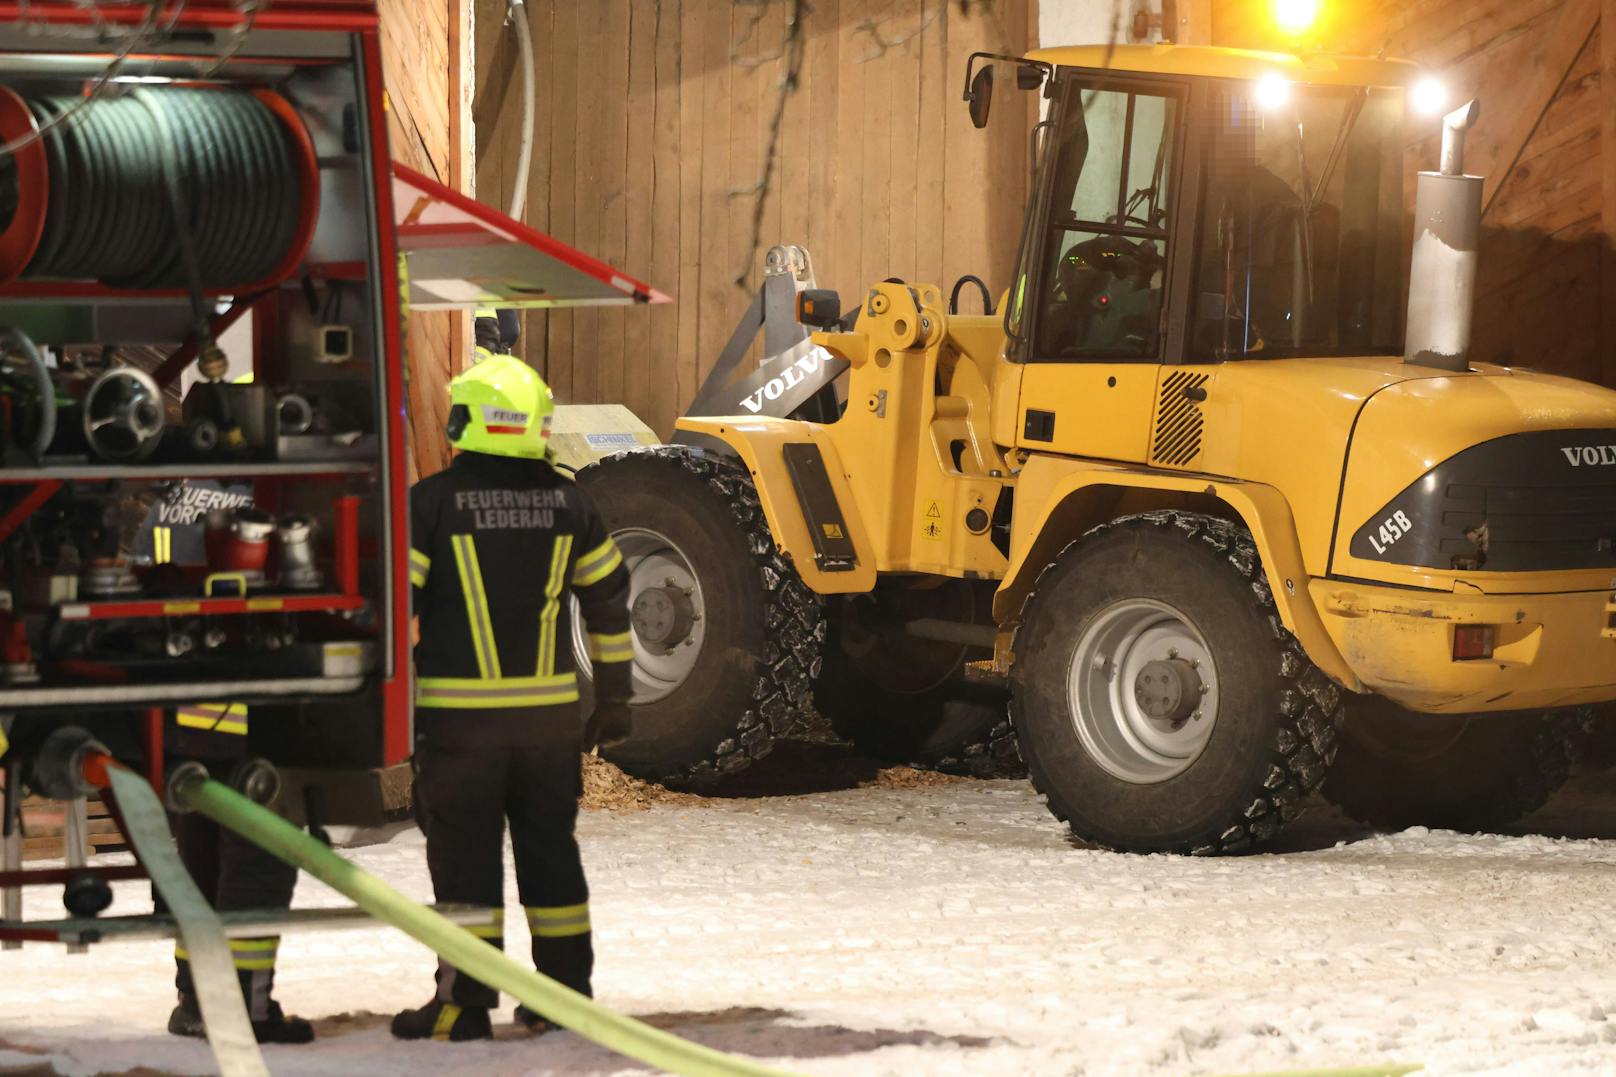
[1321,700,1590,833]
[573,448,824,784]
[1011,511,1343,855]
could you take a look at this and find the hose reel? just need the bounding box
[0,85,318,291]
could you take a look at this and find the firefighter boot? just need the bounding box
[512,1004,556,1034]
[390,1000,493,1042]
[167,991,205,1039]
[168,953,314,1044]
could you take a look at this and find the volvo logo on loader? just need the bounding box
[738,348,830,414]
[1560,444,1616,467]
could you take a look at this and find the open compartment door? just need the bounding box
[392,163,670,310]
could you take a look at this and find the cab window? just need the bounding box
[1031,81,1180,361]
[1190,85,1405,360]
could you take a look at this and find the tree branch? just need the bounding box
[728,0,808,287]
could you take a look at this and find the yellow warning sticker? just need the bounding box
[822,523,845,540]
[920,500,945,541]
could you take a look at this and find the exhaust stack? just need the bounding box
[1405,100,1482,372]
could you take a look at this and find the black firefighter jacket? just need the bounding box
[409,452,632,747]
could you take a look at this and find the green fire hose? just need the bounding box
[171,772,800,1077]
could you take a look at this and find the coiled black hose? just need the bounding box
[22,88,302,289]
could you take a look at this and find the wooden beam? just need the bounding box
[1477,0,1599,219]
[449,0,473,195]
[449,0,474,380]
[1169,0,1212,45]
[1602,0,1616,386]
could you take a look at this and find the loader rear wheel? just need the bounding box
[573,447,824,784]
[1010,511,1343,855]
[815,583,1022,777]
[1321,700,1591,833]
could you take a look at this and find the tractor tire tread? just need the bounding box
[594,447,825,785]
[1322,706,1593,832]
[1010,509,1344,855]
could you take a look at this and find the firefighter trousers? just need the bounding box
[412,731,593,1012]
[162,811,299,1020]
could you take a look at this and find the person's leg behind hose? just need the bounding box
[390,733,508,1042]
[164,704,312,1045]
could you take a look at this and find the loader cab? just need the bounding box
[983,46,1417,463]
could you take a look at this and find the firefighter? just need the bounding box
[132,488,313,1044]
[162,703,314,1044]
[391,354,633,1041]
[472,306,521,364]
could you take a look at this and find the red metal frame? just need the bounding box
[0,86,46,285]
[58,593,366,621]
[0,865,146,888]
[143,708,164,792]
[335,494,361,597]
[360,31,413,768]
[393,164,671,305]
[0,3,378,33]
[0,482,61,543]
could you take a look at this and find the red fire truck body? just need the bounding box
[0,0,661,817]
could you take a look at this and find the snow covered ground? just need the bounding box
[5,762,1616,1077]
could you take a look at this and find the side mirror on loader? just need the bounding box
[967,65,994,129]
[963,53,1050,130]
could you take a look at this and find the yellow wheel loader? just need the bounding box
[576,43,1616,853]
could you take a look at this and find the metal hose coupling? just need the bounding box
[165,760,212,813]
[28,726,110,800]
[277,514,322,590]
[196,339,230,382]
[226,758,282,807]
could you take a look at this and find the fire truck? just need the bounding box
[0,0,664,926]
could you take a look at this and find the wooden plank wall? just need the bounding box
[379,0,471,481]
[475,0,1037,439]
[1213,0,1615,387]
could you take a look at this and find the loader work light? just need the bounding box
[1273,0,1320,35]
[1254,72,1291,110]
[797,288,842,329]
[1411,76,1448,116]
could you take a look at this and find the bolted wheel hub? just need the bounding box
[1067,598,1221,785]
[631,584,696,651]
[572,527,708,704]
[1133,658,1203,724]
